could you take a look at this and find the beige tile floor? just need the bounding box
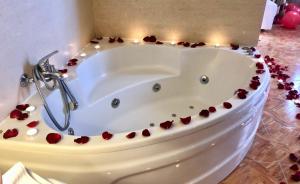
[221,26,300,184]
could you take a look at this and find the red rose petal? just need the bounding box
[190,42,205,48]
[296,113,300,120]
[22,113,28,119]
[67,58,78,66]
[69,58,78,63]
[290,164,299,171]
[102,131,113,140]
[197,42,206,46]
[254,54,261,58]
[249,78,261,90]
[208,106,216,113]
[26,121,39,128]
[256,62,264,69]
[256,69,265,74]
[17,117,24,121]
[271,74,277,78]
[290,153,298,162]
[90,40,99,44]
[249,83,258,90]
[277,83,284,89]
[286,90,299,100]
[149,35,157,42]
[16,104,29,111]
[291,171,300,181]
[10,109,22,119]
[237,92,247,99]
[235,89,249,95]
[74,136,89,144]
[180,116,191,125]
[46,133,62,144]
[143,36,157,42]
[143,36,151,42]
[223,102,232,109]
[199,110,209,117]
[67,62,77,66]
[58,69,68,74]
[191,43,198,48]
[142,129,151,137]
[108,37,115,43]
[183,42,190,47]
[252,80,261,86]
[160,120,173,129]
[230,43,239,50]
[3,129,18,139]
[156,41,163,45]
[177,41,184,45]
[117,37,124,43]
[17,113,28,121]
[126,132,136,139]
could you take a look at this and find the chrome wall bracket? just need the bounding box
[20,73,33,87]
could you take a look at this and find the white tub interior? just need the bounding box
[42,45,256,136]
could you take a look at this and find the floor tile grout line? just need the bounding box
[279,162,289,184]
[266,109,298,129]
[261,121,289,183]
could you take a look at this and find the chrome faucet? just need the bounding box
[36,50,60,81]
[20,51,78,131]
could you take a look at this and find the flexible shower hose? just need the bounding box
[32,64,78,131]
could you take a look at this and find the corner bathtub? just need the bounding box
[0,43,270,184]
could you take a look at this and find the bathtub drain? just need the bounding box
[68,127,74,135]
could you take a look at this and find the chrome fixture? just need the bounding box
[20,74,33,87]
[242,47,254,56]
[111,98,120,108]
[20,51,78,131]
[152,83,161,92]
[200,75,209,84]
[68,127,75,135]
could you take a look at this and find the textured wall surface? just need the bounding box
[0,0,94,120]
[92,0,266,45]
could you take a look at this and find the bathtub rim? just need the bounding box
[42,44,269,138]
[0,44,270,152]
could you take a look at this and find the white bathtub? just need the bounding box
[0,43,270,184]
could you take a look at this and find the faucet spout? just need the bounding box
[38,50,59,73]
[22,50,78,132]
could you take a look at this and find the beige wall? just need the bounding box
[0,0,94,120]
[92,0,266,45]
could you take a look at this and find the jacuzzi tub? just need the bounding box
[0,42,270,184]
